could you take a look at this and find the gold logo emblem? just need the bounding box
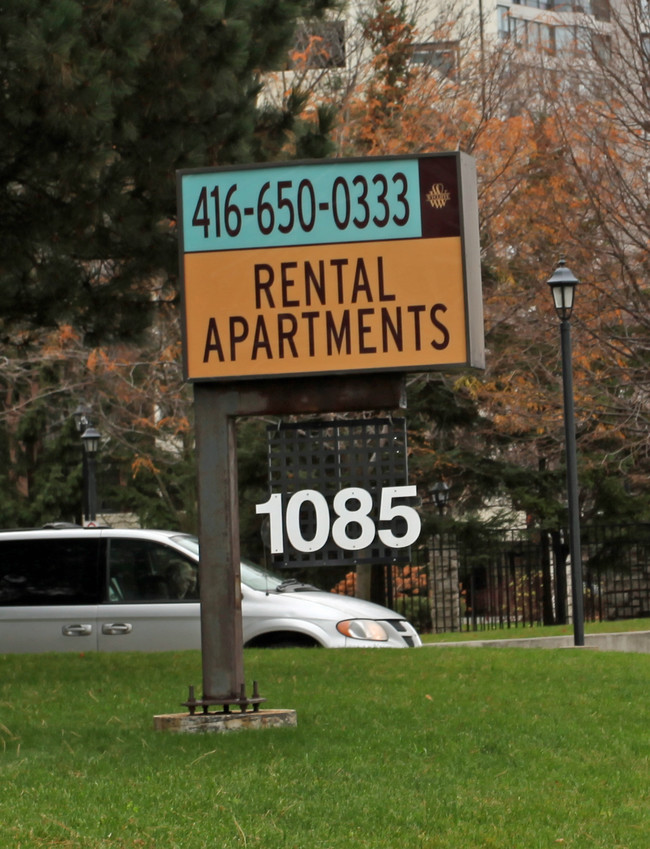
[426,183,451,209]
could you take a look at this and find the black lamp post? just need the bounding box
[73,405,101,526]
[431,481,451,516]
[429,481,453,630]
[547,259,585,647]
[81,426,101,525]
[74,405,91,522]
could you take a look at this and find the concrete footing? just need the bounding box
[153,708,297,734]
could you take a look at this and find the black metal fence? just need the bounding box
[328,524,650,634]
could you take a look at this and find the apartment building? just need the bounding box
[288,0,643,80]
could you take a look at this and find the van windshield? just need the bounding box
[170,534,284,591]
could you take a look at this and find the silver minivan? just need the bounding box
[0,527,421,652]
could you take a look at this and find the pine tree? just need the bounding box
[0,0,336,346]
[0,0,337,527]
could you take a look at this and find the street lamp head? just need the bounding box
[431,481,451,511]
[81,426,101,456]
[73,403,92,433]
[547,259,579,321]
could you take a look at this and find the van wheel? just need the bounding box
[245,632,320,649]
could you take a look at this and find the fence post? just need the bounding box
[428,533,461,633]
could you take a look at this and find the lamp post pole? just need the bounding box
[547,260,585,647]
[80,424,101,527]
[74,404,102,526]
[429,481,453,631]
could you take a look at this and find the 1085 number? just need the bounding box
[256,485,420,554]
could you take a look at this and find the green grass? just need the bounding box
[421,617,650,642]
[1,646,649,848]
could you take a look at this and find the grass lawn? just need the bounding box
[1,644,649,848]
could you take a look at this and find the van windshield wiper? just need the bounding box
[276,578,318,593]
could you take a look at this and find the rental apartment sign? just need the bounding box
[177,152,484,381]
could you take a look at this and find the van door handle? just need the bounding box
[101,623,133,636]
[62,624,93,637]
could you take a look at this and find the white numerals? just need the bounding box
[256,486,420,555]
[377,486,423,548]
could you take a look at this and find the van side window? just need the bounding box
[107,539,198,602]
[0,539,100,605]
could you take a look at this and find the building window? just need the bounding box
[530,21,553,48]
[551,24,594,52]
[591,32,611,60]
[575,25,595,49]
[291,20,346,69]
[497,5,511,39]
[592,0,611,21]
[642,33,650,58]
[513,0,553,9]
[411,41,460,78]
[510,17,554,48]
[569,0,593,13]
[553,24,576,50]
[551,0,610,17]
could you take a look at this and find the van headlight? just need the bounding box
[336,620,388,641]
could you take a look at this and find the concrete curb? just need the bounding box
[424,630,650,653]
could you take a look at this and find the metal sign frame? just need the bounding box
[265,418,413,567]
[192,375,405,707]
